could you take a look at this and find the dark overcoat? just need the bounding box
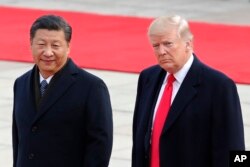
[132,56,245,167]
[13,59,113,167]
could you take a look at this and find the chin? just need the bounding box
[161,66,175,73]
[40,65,54,71]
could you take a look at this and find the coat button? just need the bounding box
[28,153,34,159]
[31,126,38,132]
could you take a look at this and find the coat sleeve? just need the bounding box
[132,72,144,142]
[132,72,145,167]
[83,79,113,167]
[211,78,245,167]
[12,80,18,167]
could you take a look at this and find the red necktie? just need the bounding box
[151,74,175,167]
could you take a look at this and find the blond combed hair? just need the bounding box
[148,15,194,41]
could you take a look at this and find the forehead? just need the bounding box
[33,29,66,41]
[149,28,179,43]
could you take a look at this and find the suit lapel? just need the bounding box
[25,67,39,116]
[145,66,166,127]
[145,68,166,120]
[142,66,166,155]
[162,56,203,133]
[32,59,78,124]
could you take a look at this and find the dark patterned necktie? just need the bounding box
[40,80,48,96]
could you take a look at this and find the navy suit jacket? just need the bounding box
[132,55,245,167]
[12,59,113,167]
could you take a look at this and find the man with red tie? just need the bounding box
[132,15,245,167]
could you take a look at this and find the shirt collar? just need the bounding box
[164,54,194,84]
[39,73,53,84]
[174,54,194,84]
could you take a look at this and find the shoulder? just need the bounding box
[139,65,162,80]
[78,68,104,84]
[68,59,105,85]
[136,64,164,88]
[70,63,108,91]
[140,64,161,75]
[198,60,235,87]
[191,55,235,86]
[15,66,35,84]
[204,64,233,82]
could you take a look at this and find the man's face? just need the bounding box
[149,28,191,73]
[31,29,70,78]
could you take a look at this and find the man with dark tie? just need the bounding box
[12,15,113,167]
[132,15,245,167]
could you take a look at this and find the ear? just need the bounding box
[67,43,71,55]
[30,39,33,47]
[185,40,193,51]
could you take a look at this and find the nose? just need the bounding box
[158,44,167,56]
[43,47,54,57]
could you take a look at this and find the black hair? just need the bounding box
[30,15,72,42]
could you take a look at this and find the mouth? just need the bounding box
[41,59,55,65]
[41,59,54,62]
[160,59,171,63]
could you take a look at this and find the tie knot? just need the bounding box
[41,79,48,88]
[40,80,48,96]
[167,74,175,84]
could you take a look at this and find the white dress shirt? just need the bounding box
[39,73,53,84]
[152,54,194,123]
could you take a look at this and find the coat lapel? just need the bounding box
[32,59,78,124]
[142,66,166,155]
[162,56,203,134]
[25,67,39,116]
[145,68,166,121]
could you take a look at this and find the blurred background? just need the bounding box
[0,0,250,166]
